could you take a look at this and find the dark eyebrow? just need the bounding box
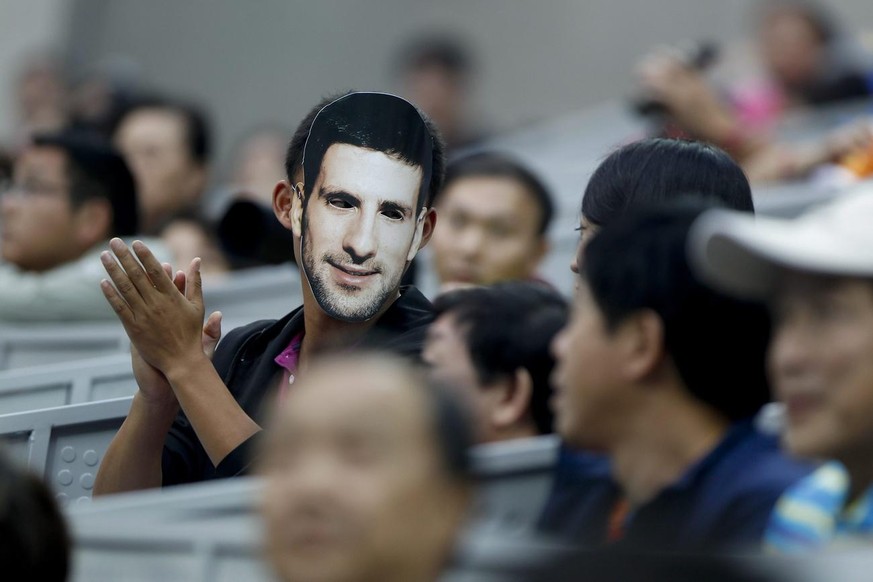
[380,200,413,219]
[318,187,360,207]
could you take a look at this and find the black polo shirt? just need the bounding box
[161,285,433,486]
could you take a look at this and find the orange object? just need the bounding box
[840,144,873,178]
[606,498,630,543]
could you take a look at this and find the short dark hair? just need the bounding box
[433,281,568,434]
[116,96,212,164]
[33,130,139,236]
[582,204,771,422]
[284,91,353,183]
[301,92,445,211]
[439,152,555,235]
[0,453,70,581]
[396,34,473,79]
[582,138,754,227]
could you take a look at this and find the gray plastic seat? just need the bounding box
[65,435,558,582]
[0,353,135,414]
[468,435,559,535]
[0,323,130,370]
[0,396,132,508]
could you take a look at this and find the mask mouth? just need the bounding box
[327,259,380,277]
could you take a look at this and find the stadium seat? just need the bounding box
[63,435,559,580]
[0,323,130,370]
[468,435,559,534]
[0,396,132,507]
[0,353,135,414]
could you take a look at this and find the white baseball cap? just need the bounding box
[689,190,873,299]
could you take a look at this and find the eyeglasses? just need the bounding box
[0,178,68,200]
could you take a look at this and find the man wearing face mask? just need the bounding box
[93,92,443,494]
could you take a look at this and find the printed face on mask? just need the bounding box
[301,143,423,322]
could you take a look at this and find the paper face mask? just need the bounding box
[298,92,434,323]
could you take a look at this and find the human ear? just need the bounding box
[74,198,112,247]
[275,180,304,239]
[407,207,436,261]
[491,368,534,429]
[621,310,665,381]
[272,180,295,231]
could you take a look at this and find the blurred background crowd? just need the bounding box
[2,0,873,298]
[3,0,873,300]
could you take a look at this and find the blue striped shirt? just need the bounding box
[765,462,873,553]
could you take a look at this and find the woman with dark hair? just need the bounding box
[571,137,754,274]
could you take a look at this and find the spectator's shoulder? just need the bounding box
[738,432,815,494]
[219,318,278,353]
[365,286,434,359]
[710,430,815,545]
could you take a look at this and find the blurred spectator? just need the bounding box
[636,50,873,183]
[260,353,474,582]
[69,55,143,139]
[396,34,485,152]
[431,152,553,291]
[690,191,873,552]
[637,0,873,185]
[113,96,211,235]
[0,131,168,321]
[572,138,754,275]
[550,205,811,552]
[750,0,872,117]
[0,452,70,582]
[161,211,229,281]
[226,124,290,207]
[111,96,231,274]
[638,1,872,133]
[424,282,567,443]
[11,51,68,146]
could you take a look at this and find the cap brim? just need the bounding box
[688,208,865,299]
